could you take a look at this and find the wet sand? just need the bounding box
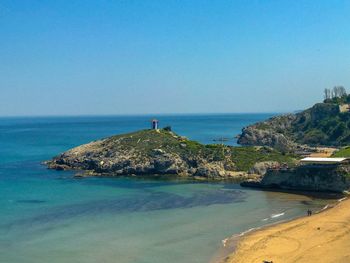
[223,197,350,263]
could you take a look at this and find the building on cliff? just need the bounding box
[339,104,350,113]
[300,157,350,166]
[151,119,159,130]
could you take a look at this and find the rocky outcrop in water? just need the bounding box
[46,129,239,178]
[46,129,296,179]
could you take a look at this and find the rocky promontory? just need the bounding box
[237,114,298,152]
[237,100,350,152]
[46,129,296,179]
[242,164,350,193]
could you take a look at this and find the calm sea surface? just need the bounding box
[0,114,330,263]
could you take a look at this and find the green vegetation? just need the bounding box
[109,129,295,172]
[332,147,350,157]
[231,146,296,171]
[109,129,226,161]
[324,96,350,104]
[250,100,350,147]
[291,102,350,146]
[323,86,349,104]
[241,88,350,148]
[255,123,270,130]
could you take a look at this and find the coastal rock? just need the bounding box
[237,114,298,152]
[46,129,237,178]
[237,101,350,151]
[242,165,350,193]
[248,161,280,175]
[46,129,297,180]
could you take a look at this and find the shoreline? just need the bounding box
[216,195,349,263]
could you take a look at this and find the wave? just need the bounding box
[222,227,260,247]
[271,212,285,218]
[318,197,347,213]
[320,204,329,211]
[261,212,285,222]
[338,197,347,202]
[238,227,259,237]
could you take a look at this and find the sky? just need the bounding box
[1,0,350,116]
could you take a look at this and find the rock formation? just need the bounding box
[237,102,349,152]
[242,164,350,193]
[46,129,237,178]
[46,129,295,179]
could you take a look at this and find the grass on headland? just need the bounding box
[109,129,297,172]
[231,146,297,171]
[332,146,350,157]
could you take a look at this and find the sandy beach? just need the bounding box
[224,197,350,263]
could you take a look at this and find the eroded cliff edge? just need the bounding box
[242,164,350,193]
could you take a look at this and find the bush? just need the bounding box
[330,123,346,141]
[303,129,328,145]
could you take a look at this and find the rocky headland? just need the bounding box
[242,164,350,193]
[237,100,350,153]
[237,95,350,193]
[46,129,295,179]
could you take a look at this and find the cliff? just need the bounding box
[46,129,296,179]
[242,164,350,193]
[237,102,350,152]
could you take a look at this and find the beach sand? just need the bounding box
[224,197,350,263]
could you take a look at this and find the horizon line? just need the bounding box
[0,111,297,118]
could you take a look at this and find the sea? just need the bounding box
[0,114,331,263]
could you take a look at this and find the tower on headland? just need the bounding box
[151,119,159,130]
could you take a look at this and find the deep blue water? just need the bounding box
[0,114,329,263]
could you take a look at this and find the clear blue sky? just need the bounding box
[1,0,350,116]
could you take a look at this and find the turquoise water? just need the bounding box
[0,115,330,263]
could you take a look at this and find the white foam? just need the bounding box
[221,238,228,247]
[238,227,258,237]
[221,227,260,247]
[270,212,285,218]
[320,204,329,211]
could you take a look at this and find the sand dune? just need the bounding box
[225,197,350,263]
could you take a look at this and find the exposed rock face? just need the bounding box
[243,165,350,193]
[237,102,348,151]
[248,161,280,176]
[237,114,298,152]
[46,129,238,178]
[238,127,296,153]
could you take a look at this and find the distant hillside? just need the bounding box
[238,95,350,152]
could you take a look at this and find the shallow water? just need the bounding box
[0,115,330,263]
